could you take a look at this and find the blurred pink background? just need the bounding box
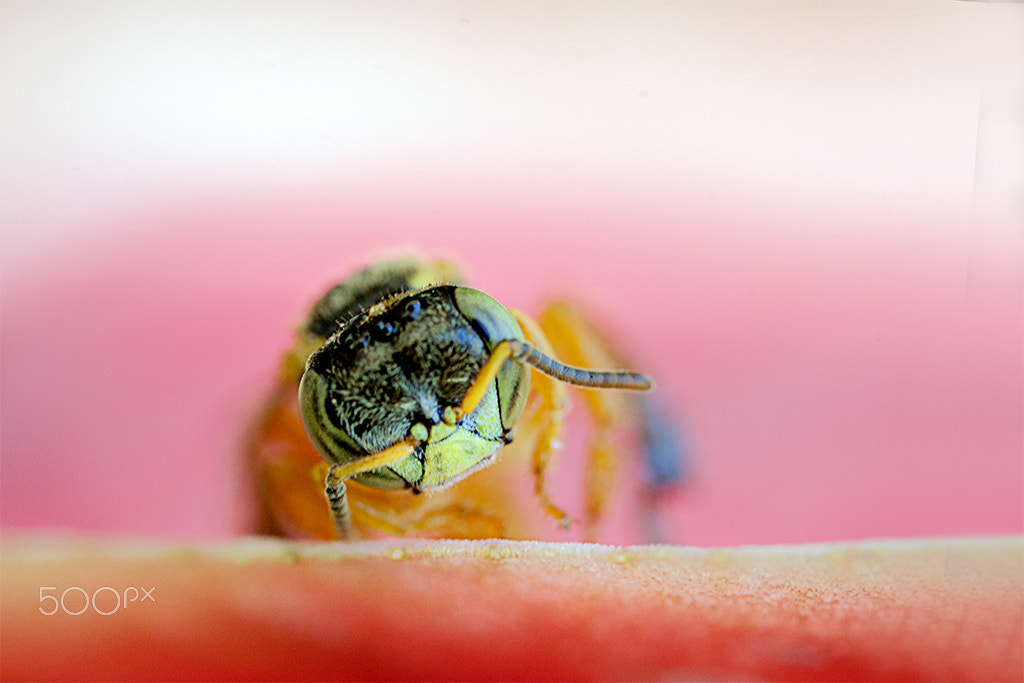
[2,2,1021,546]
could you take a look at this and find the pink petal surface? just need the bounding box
[2,536,1021,682]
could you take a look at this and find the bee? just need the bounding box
[249,256,678,541]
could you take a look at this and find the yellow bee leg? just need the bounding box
[325,486,506,539]
[324,434,423,540]
[451,335,649,425]
[446,310,651,531]
[527,370,575,529]
[583,436,620,542]
[448,342,513,422]
[399,502,506,539]
[512,311,576,530]
[310,480,429,538]
[346,495,409,537]
[537,302,645,537]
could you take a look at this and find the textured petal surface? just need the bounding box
[3,536,1021,681]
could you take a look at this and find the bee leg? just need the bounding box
[443,312,575,530]
[404,503,506,539]
[511,311,576,530]
[526,369,575,530]
[323,435,423,540]
[324,470,354,539]
[338,492,506,539]
[536,302,669,540]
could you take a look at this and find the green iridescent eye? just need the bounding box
[452,287,531,433]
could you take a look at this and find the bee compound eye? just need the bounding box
[298,365,362,464]
[451,288,524,348]
[451,287,531,431]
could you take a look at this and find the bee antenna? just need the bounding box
[508,340,653,391]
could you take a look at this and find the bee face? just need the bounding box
[252,256,665,541]
[299,285,530,490]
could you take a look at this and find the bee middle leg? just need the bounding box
[536,301,650,540]
[511,311,575,530]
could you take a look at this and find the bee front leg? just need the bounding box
[322,434,424,540]
[325,466,355,540]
